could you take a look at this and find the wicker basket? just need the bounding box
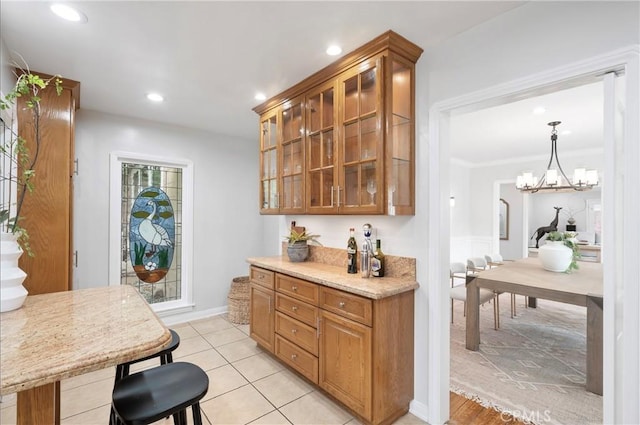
[227,276,250,324]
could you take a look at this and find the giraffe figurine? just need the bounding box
[531,206,562,248]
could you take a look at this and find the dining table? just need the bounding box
[465,257,603,395]
[0,285,171,425]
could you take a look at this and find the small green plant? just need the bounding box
[547,231,579,272]
[284,228,321,245]
[157,248,170,268]
[133,241,147,266]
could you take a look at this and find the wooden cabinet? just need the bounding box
[249,266,414,425]
[254,31,422,215]
[249,266,275,352]
[17,73,80,295]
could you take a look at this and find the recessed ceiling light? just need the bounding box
[255,93,266,101]
[50,4,88,23]
[326,45,342,56]
[146,93,164,102]
[533,107,546,114]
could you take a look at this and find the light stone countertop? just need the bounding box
[247,256,419,299]
[0,285,171,396]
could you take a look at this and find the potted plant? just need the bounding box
[1,70,62,312]
[539,231,579,273]
[284,227,321,262]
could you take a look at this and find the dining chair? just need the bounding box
[467,257,508,328]
[484,253,527,317]
[450,262,499,330]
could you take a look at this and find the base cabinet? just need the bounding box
[248,266,414,425]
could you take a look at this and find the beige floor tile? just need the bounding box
[232,352,284,382]
[178,347,229,371]
[62,367,115,391]
[236,324,250,336]
[190,315,235,335]
[171,322,200,339]
[249,409,292,424]
[279,391,353,425]
[215,338,262,363]
[253,369,314,408]
[200,384,275,424]
[61,403,111,424]
[202,364,249,400]
[174,334,215,358]
[60,377,112,419]
[202,327,249,348]
[393,412,428,424]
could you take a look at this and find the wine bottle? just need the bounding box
[347,228,357,274]
[371,239,385,277]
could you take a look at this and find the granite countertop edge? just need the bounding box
[247,256,419,300]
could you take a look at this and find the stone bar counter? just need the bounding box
[0,285,170,424]
[247,245,418,299]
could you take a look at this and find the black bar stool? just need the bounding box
[111,362,209,425]
[110,329,180,424]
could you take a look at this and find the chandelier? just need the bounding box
[516,121,599,193]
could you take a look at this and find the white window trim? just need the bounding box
[109,151,194,314]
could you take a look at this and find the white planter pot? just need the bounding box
[538,240,572,272]
[1,232,28,312]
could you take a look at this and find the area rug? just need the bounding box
[450,295,603,425]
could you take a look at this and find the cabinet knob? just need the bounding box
[292,285,298,291]
[292,305,298,311]
[291,329,297,334]
[291,354,298,360]
[338,301,346,308]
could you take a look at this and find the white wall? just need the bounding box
[73,110,267,316]
[0,38,13,95]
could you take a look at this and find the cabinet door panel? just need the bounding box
[319,310,371,419]
[250,285,274,352]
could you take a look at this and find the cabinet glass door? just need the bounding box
[260,112,278,213]
[340,60,383,213]
[280,98,304,213]
[388,57,414,215]
[307,83,336,213]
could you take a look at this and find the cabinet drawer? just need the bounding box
[276,274,319,305]
[250,266,274,289]
[275,334,318,384]
[276,311,318,356]
[320,287,372,326]
[275,293,318,327]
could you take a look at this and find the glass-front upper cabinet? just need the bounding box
[279,96,305,214]
[339,58,383,214]
[306,81,336,214]
[259,109,278,214]
[387,55,415,215]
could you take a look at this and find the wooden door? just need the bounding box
[249,284,275,352]
[279,96,305,214]
[17,74,79,295]
[259,109,279,214]
[319,310,372,419]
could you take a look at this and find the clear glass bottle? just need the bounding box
[371,239,385,277]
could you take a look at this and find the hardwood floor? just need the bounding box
[449,392,525,425]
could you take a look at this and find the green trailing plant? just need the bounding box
[546,231,580,272]
[284,228,321,245]
[1,69,62,256]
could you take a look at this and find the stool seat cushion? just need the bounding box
[112,362,209,425]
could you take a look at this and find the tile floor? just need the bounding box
[0,314,427,425]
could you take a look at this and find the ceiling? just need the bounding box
[0,2,605,165]
[1,1,526,142]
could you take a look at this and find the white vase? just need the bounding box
[1,232,28,312]
[538,240,572,272]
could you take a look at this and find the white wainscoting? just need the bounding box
[450,236,494,264]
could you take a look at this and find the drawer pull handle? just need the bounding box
[291,329,297,334]
[338,301,346,308]
[292,306,298,311]
[291,354,297,360]
[292,285,298,291]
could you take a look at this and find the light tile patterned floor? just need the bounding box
[0,314,426,425]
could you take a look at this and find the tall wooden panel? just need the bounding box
[17,73,80,295]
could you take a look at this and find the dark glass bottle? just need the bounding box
[347,228,357,274]
[371,239,385,277]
